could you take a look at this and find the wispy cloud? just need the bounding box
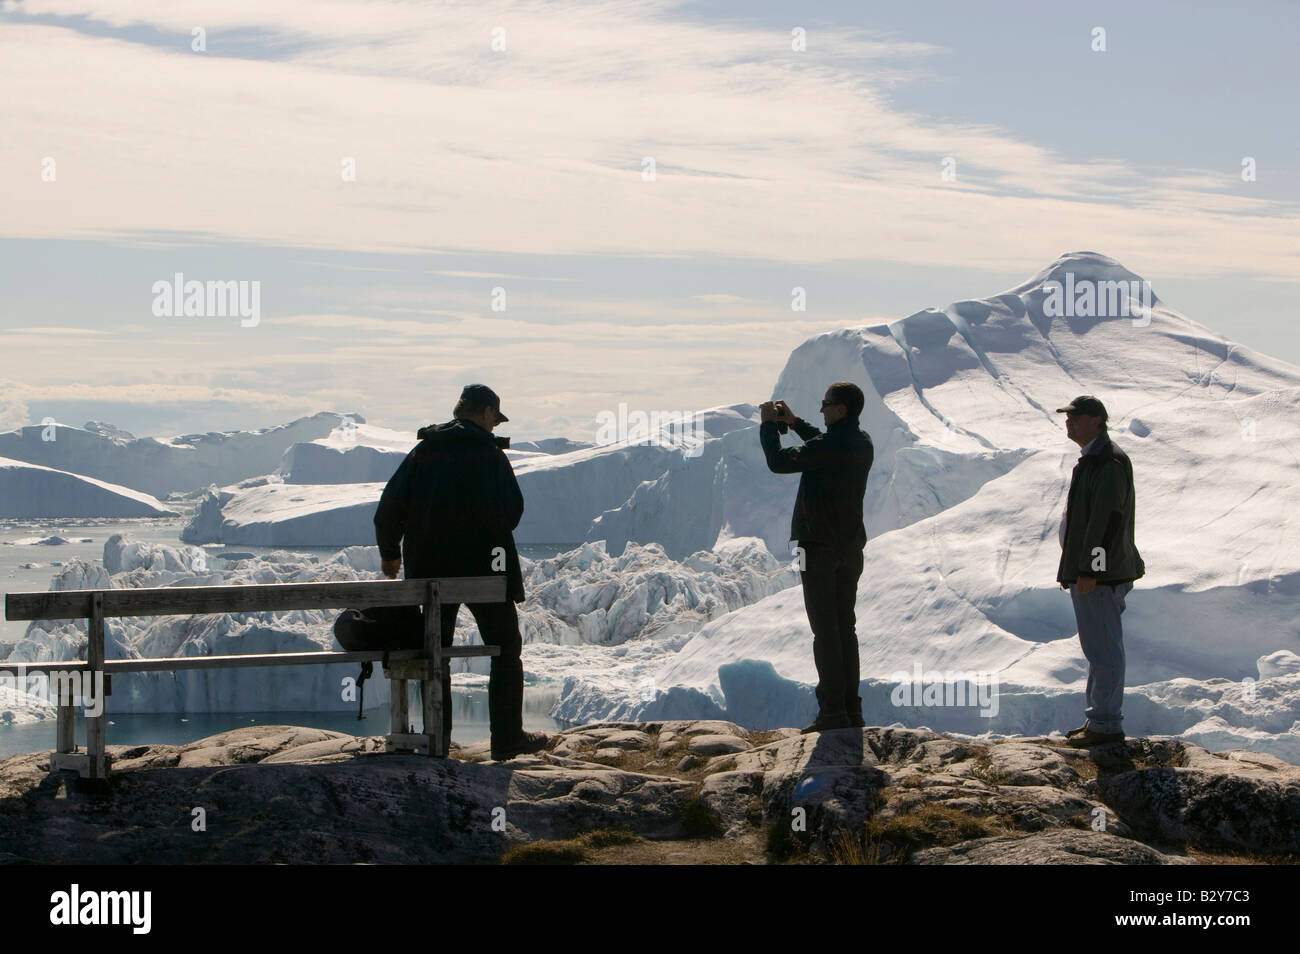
[428,269,576,282]
[291,260,404,273]
[2,0,1294,278]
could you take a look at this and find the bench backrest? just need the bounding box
[5,577,505,622]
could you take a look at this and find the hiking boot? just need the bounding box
[1064,729,1125,748]
[801,712,853,734]
[1064,724,1089,739]
[491,730,551,761]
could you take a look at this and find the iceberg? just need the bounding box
[0,457,178,518]
[0,412,358,498]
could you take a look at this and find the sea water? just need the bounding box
[0,685,565,760]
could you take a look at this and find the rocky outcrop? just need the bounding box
[0,722,1296,864]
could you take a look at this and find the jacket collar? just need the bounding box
[1080,432,1112,459]
[417,417,495,443]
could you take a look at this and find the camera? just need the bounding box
[773,401,790,433]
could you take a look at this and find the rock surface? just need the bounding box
[1,722,1296,864]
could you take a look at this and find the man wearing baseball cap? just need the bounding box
[1055,395,1144,747]
[374,384,549,760]
[458,383,509,424]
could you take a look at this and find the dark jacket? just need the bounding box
[1056,431,1144,587]
[760,416,874,547]
[373,418,525,603]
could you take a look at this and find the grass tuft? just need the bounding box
[680,790,724,839]
[829,803,996,864]
[500,827,645,865]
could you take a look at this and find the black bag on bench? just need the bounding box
[333,604,425,652]
[333,605,426,719]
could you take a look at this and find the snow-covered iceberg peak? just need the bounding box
[765,250,1295,540]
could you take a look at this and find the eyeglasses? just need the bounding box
[821,399,843,408]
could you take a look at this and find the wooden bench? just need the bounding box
[3,577,503,778]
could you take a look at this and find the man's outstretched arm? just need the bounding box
[790,417,822,441]
[758,402,826,474]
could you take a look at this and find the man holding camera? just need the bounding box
[759,384,874,733]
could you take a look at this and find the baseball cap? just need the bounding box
[1056,395,1108,420]
[461,383,508,423]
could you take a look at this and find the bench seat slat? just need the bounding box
[2,647,499,673]
[4,577,506,621]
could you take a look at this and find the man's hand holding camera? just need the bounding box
[760,400,797,430]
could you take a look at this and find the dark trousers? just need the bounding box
[799,540,864,716]
[434,599,524,746]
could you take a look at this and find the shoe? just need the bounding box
[490,730,551,761]
[1065,725,1089,739]
[801,712,853,734]
[1064,729,1125,748]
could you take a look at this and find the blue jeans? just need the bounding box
[1069,581,1133,734]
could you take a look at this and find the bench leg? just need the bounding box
[51,677,109,779]
[56,698,75,755]
[422,673,445,757]
[86,710,108,780]
[84,593,111,779]
[390,677,409,737]
[423,581,445,757]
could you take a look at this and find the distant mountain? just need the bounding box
[0,457,177,518]
[0,411,359,498]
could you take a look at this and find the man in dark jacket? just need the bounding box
[374,384,548,760]
[759,383,874,733]
[1055,395,1144,748]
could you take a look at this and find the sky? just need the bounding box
[1,0,1297,442]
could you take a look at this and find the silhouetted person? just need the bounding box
[374,384,549,760]
[1055,395,1144,747]
[760,384,874,733]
